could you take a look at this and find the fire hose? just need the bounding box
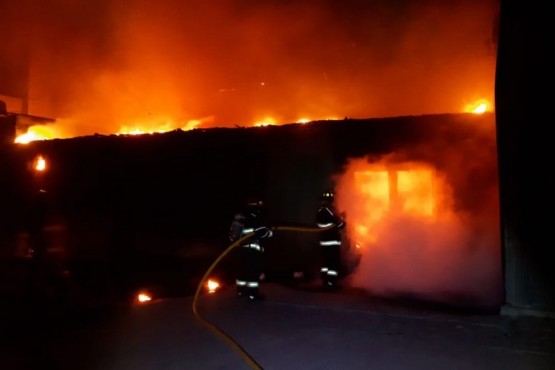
[191,224,334,370]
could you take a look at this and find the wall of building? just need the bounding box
[1,113,499,304]
[495,1,555,316]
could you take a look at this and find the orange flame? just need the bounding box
[136,291,152,303]
[34,155,47,172]
[12,114,338,143]
[12,98,489,143]
[463,99,492,114]
[335,155,502,308]
[345,165,438,249]
[206,279,220,294]
[15,126,55,144]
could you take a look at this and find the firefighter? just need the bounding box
[316,190,345,291]
[229,197,273,301]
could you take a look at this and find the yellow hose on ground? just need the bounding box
[191,232,263,369]
[192,224,334,370]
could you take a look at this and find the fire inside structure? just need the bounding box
[0,111,502,311]
[0,0,504,311]
[336,153,501,307]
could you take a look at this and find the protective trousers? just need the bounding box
[320,240,341,288]
[236,245,263,298]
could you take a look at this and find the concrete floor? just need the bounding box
[4,281,553,370]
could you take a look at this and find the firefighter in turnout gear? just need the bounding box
[316,190,345,291]
[229,198,273,301]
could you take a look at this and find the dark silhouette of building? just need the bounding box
[496,0,555,316]
[0,100,16,145]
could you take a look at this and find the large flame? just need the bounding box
[3,1,498,142]
[14,115,337,143]
[12,99,492,144]
[336,155,502,307]
[15,126,55,144]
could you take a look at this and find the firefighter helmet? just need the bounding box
[320,190,335,201]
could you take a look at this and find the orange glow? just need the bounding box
[9,100,490,143]
[2,1,498,139]
[346,166,437,248]
[15,126,55,144]
[463,99,493,114]
[352,170,389,242]
[206,279,220,294]
[335,154,502,308]
[136,292,152,303]
[397,170,435,216]
[115,115,212,136]
[253,117,277,127]
[34,155,47,172]
[14,115,327,142]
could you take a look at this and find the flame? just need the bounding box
[15,126,55,144]
[397,170,436,216]
[206,279,220,294]
[253,117,277,127]
[2,0,498,141]
[34,155,47,172]
[463,99,492,114]
[136,292,152,303]
[113,115,210,136]
[346,166,437,249]
[335,155,502,308]
[11,99,488,143]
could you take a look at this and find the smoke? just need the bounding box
[334,119,503,309]
[1,0,498,136]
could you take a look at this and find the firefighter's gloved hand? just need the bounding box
[254,227,272,239]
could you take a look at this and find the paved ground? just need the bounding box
[4,281,554,370]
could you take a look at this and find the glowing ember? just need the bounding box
[206,279,220,294]
[136,292,152,303]
[34,155,47,172]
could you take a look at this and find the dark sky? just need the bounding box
[1,0,499,137]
